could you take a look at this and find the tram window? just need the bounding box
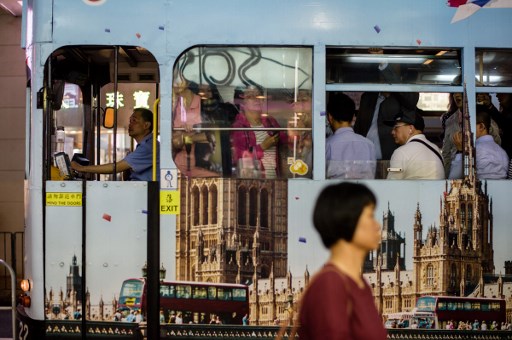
[327,48,461,85]
[171,46,313,179]
[476,49,512,87]
[326,91,450,179]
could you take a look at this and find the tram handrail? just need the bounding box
[0,258,16,339]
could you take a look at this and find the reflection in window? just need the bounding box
[476,49,512,87]
[171,46,313,179]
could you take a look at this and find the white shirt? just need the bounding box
[387,134,445,179]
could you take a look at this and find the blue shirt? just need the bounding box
[326,127,376,179]
[449,135,509,179]
[366,94,385,160]
[124,133,160,181]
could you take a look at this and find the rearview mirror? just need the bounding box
[103,107,115,129]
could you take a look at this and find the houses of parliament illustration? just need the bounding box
[174,103,511,325]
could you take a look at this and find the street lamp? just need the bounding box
[159,263,166,282]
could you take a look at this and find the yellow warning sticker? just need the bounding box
[160,191,180,215]
[46,192,82,207]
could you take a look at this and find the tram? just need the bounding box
[17,0,512,338]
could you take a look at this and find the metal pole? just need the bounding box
[146,182,160,339]
[0,259,16,339]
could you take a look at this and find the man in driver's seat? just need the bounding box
[71,108,159,181]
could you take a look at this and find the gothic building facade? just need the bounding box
[175,177,288,284]
[364,203,406,273]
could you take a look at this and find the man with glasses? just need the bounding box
[385,109,444,179]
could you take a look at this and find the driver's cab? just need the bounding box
[42,45,159,182]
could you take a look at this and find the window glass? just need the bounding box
[192,286,208,299]
[327,48,461,85]
[232,288,247,301]
[171,46,313,179]
[208,286,217,300]
[160,285,175,298]
[176,285,191,299]
[325,91,451,179]
[476,49,512,87]
[217,288,232,300]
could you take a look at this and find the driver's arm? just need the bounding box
[71,159,131,174]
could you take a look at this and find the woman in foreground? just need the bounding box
[298,182,387,340]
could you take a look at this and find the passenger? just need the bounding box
[198,83,238,176]
[298,182,387,340]
[449,110,509,179]
[172,77,219,177]
[71,108,159,181]
[386,109,444,179]
[325,92,376,179]
[487,93,512,159]
[481,320,488,330]
[441,90,501,178]
[231,94,287,179]
[159,309,165,324]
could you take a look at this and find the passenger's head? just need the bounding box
[387,108,425,145]
[313,182,377,248]
[476,110,490,138]
[327,93,356,123]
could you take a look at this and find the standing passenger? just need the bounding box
[386,109,444,179]
[298,183,387,340]
[231,94,287,178]
[326,93,376,179]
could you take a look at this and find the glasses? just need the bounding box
[392,124,409,130]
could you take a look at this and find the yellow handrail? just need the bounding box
[152,98,160,182]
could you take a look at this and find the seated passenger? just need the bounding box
[325,92,376,179]
[71,108,159,181]
[449,110,509,179]
[385,109,444,180]
[231,96,287,179]
[172,78,219,177]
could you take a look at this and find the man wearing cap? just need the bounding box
[386,109,444,179]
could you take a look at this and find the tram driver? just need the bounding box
[71,108,160,181]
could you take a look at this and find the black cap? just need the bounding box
[385,108,425,131]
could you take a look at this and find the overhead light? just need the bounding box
[435,51,448,56]
[421,74,503,82]
[423,59,434,65]
[344,56,426,64]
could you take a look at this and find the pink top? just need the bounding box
[298,263,387,340]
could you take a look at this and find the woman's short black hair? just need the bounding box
[313,182,377,248]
